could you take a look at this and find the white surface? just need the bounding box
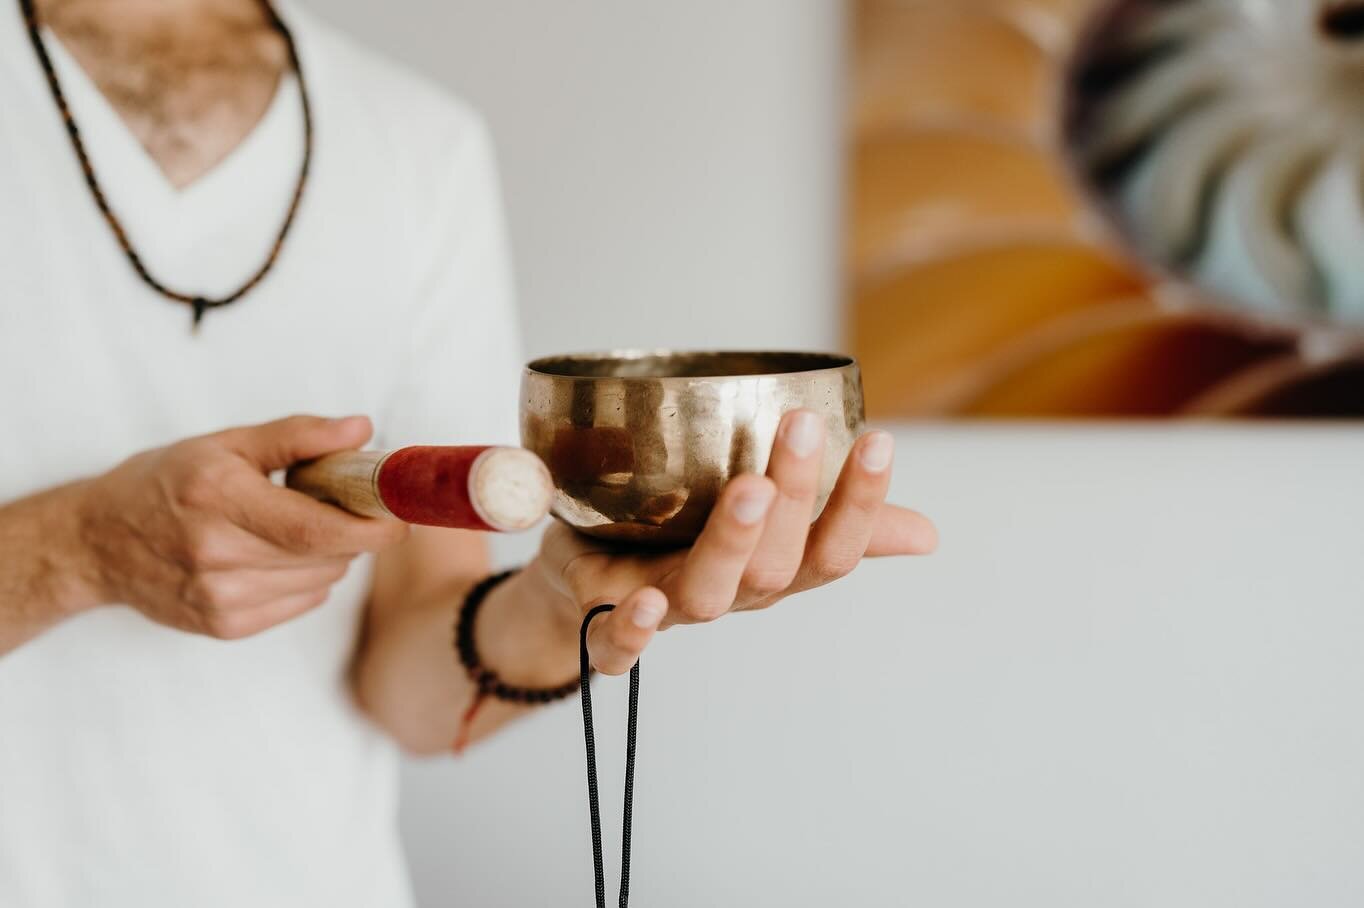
[407,426,1364,907]
[307,0,844,357]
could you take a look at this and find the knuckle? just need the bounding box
[808,549,860,585]
[842,489,883,517]
[187,574,236,610]
[175,463,225,510]
[202,610,254,641]
[711,528,757,559]
[776,470,821,499]
[741,565,796,596]
[184,576,213,608]
[183,529,230,571]
[176,437,221,462]
[679,597,728,623]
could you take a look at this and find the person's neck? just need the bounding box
[29,0,290,190]
[34,0,271,31]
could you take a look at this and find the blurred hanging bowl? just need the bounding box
[521,350,865,545]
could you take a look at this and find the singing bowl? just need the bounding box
[521,350,865,545]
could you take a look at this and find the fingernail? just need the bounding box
[782,411,822,458]
[732,484,775,525]
[858,431,894,473]
[632,596,667,629]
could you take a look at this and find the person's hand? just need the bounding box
[527,410,937,674]
[73,415,408,639]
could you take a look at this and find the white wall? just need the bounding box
[305,3,1364,906]
[406,426,1364,908]
[309,0,844,357]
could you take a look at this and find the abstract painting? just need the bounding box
[848,0,1364,418]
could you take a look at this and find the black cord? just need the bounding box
[580,604,640,908]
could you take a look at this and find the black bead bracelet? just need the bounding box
[454,569,581,705]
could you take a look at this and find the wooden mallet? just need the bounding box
[286,445,553,532]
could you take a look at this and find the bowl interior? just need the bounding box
[526,350,855,380]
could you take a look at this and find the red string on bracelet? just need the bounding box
[451,569,580,753]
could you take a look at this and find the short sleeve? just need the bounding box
[379,114,524,450]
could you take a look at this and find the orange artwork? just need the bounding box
[847,0,1364,418]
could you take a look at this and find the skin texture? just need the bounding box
[77,416,409,639]
[0,416,408,653]
[355,411,937,754]
[5,0,939,756]
[37,0,288,188]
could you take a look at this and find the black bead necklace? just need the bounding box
[18,0,313,329]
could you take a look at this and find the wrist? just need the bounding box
[520,556,584,642]
[471,566,580,690]
[24,480,106,617]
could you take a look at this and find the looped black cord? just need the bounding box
[580,604,640,908]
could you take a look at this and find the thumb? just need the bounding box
[586,587,667,676]
[220,414,374,472]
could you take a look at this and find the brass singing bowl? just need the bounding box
[521,350,866,545]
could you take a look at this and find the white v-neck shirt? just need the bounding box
[0,4,522,906]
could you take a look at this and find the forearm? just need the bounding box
[352,559,580,756]
[0,481,102,656]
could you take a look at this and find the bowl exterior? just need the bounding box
[521,359,865,545]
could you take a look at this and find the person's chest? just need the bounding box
[0,27,413,500]
[42,8,289,191]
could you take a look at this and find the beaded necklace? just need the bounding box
[19,0,313,329]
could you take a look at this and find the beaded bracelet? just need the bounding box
[452,568,582,752]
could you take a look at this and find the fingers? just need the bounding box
[791,430,895,592]
[585,587,668,675]
[205,588,335,640]
[740,410,825,602]
[196,414,406,558]
[220,414,373,473]
[196,559,352,607]
[226,479,410,556]
[661,474,775,623]
[866,503,938,557]
[192,560,350,639]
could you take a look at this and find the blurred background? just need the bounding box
[308,1,1364,905]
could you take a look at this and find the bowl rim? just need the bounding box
[525,349,858,380]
